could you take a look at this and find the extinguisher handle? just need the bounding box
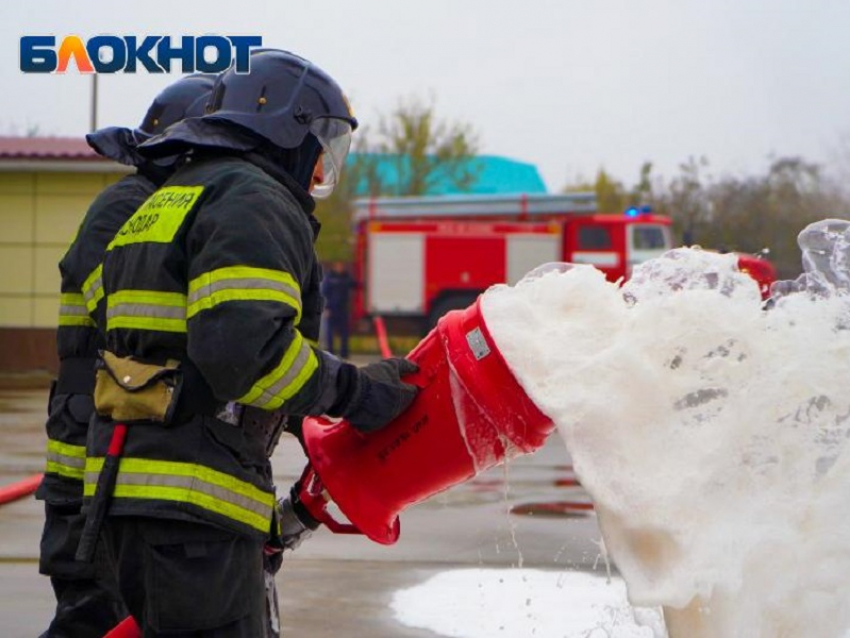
[297,465,363,536]
[76,423,128,563]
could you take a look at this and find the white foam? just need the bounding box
[482,230,850,637]
[391,569,664,637]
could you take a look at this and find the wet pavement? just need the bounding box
[0,381,610,637]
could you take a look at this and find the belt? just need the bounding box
[94,354,279,438]
[214,402,289,455]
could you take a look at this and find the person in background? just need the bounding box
[321,261,357,359]
[35,74,215,638]
[85,49,418,636]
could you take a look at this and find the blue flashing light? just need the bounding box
[624,205,653,217]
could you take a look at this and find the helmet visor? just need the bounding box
[309,118,352,199]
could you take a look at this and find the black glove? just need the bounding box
[329,358,419,433]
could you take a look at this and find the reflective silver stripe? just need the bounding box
[47,450,86,470]
[84,470,272,520]
[59,304,90,318]
[58,299,95,326]
[187,278,301,308]
[106,303,187,322]
[257,340,313,405]
[82,266,104,313]
[238,331,318,409]
[83,278,102,304]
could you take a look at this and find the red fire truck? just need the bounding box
[351,193,676,331]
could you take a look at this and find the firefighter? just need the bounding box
[321,261,357,359]
[35,73,215,638]
[86,49,419,636]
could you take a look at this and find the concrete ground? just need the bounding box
[0,372,611,637]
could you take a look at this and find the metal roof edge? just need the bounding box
[352,192,598,220]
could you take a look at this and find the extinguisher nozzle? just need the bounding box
[290,483,321,531]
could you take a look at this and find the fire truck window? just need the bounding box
[632,226,667,249]
[578,226,612,250]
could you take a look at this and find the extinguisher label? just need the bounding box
[466,328,491,360]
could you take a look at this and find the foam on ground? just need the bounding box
[392,569,663,637]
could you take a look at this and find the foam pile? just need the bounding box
[482,221,850,637]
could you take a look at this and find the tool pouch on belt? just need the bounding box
[94,351,183,424]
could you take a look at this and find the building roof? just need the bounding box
[0,136,98,160]
[348,153,548,196]
[0,138,549,193]
[0,136,128,172]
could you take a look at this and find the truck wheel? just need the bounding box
[426,293,481,332]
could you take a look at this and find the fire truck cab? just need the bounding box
[351,193,674,330]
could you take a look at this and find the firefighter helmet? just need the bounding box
[135,73,217,141]
[86,73,216,166]
[204,49,358,198]
[140,49,357,198]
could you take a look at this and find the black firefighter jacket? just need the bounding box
[37,173,157,508]
[85,154,326,539]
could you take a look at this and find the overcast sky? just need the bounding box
[2,0,849,191]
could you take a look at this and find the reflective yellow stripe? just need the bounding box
[106,316,187,332]
[187,266,302,324]
[238,331,318,410]
[110,484,270,532]
[58,316,96,327]
[108,186,204,250]
[60,292,87,306]
[45,440,86,480]
[108,290,187,307]
[106,290,187,334]
[82,264,104,314]
[58,292,96,327]
[260,349,317,410]
[46,460,85,480]
[48,439,86,459]
[85,457,274,533]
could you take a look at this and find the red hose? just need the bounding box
[103,616,141,638]
[0,474,43,505]
[1,477,141,637]
[372,315,393,358]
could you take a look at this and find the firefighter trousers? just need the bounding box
[37,388,129,637]
[325,312,350,360]
[101,516,267,637]
[38,500,128,638]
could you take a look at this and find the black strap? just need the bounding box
[55,357,98,396]
[76,423,127,563]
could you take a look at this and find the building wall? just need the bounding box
[0,171,122,372]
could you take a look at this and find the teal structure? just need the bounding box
[347,153,547,196]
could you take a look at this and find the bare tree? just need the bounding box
[660,156,711,247]
[373,94,480,196]
[314,95,481,261]
[656,156,849,277]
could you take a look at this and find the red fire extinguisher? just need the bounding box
[296,297,555,545]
